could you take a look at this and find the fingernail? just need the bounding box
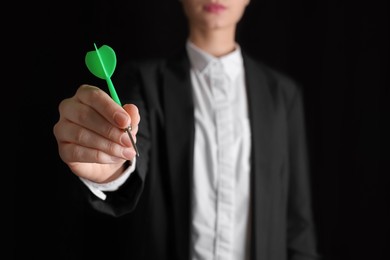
[114,112,128,126]
[121,133,132,147]
[123,148,134,160]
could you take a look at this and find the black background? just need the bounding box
[17,0,388,259]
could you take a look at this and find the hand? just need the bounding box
[53,84,140,183]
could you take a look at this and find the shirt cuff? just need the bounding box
[80,158,137,200]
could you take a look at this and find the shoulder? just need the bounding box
[242,51,303,102]
[243,51,300,89]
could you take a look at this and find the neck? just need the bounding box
[188,27,237,57]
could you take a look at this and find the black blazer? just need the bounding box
[82,48,320,260]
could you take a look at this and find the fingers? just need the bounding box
[53,120,135,162]
[74,84,131,129]
[58,98,126,144]
[57,85,134,142]
[58,142,133,164]
[123,104,140,132]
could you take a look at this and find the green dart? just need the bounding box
[85,43,139,157]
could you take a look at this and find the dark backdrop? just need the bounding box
[17,0,388,259]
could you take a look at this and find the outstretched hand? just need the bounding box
[53,84,140,183]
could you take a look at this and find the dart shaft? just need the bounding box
[125,126,139,157]
[107,78,122,106]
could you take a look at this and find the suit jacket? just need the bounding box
[81,48,320,260]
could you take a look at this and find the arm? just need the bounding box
[81,60,153,216]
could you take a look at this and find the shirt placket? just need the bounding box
[210,61,235,260]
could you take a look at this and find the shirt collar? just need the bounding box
[186,40,244,82]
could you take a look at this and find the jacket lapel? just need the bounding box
[162,50,194,259]
[244,54,275,260]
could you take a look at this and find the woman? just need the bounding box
[53,0,320,259]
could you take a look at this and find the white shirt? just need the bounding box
[81,41,252,260]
